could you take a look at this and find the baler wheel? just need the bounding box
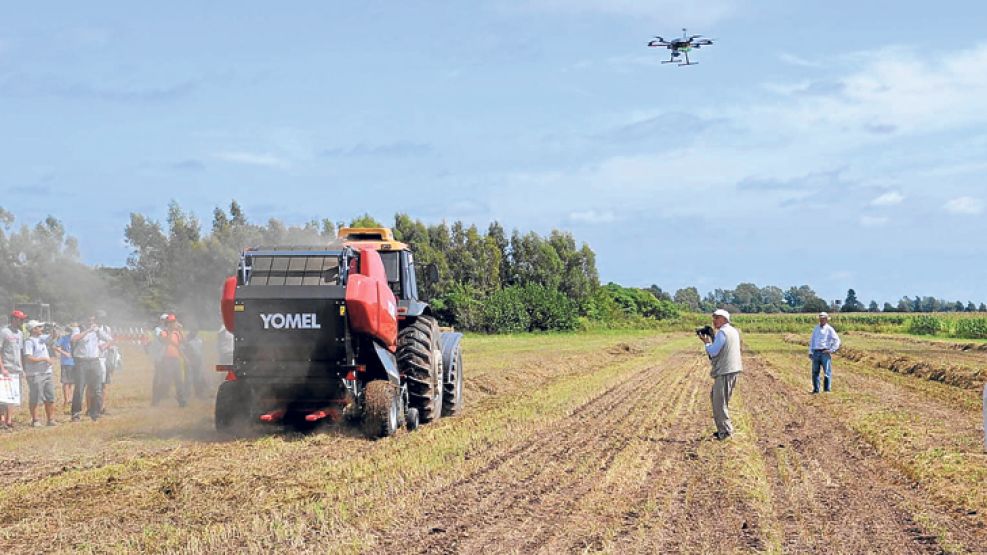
[398,316,443,423]
[441,341,464,417]
[363,380,399,438]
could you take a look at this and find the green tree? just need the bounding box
[802,296,829,313]
[348,213,384,228]
[868,300,879,312]
[760,286,786,313]
[784,285,817,311]
[673,287,701,311]
[842,288,864,312]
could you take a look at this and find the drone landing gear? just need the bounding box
[678,52,697,67]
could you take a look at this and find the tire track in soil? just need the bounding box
[597,354,767,554]
[372,349,767,554]
[745,352,987,553]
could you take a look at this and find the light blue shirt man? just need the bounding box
[809,316,841,354]
[809,312,840,393]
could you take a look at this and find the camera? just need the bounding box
[695,325,714,340]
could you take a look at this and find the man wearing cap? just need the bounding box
[23,320,58,426]
[808,312,841,393]
[155,314,187,407]
[71,312,113,421]
[1,310,28,428]
[698,309,743,440]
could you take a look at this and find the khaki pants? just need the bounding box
[711,372,740,437]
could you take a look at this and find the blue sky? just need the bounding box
[2,1,986,304]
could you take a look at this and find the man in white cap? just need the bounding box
[808,312,841,393]
[698,308,743,440]
[22,320,57,426]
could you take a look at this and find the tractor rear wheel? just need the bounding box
[441,341,464,417]
[362,380,399,438]
[215,380,252,435]
[398,316,443,423]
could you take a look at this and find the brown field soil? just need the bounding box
[1,331,985,553]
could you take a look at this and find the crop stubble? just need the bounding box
[1,331,985,553]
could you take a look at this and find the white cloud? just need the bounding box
[859,215,890,227]
[943,196,983,215]
[777,52,821,68]
[757,44,987,139]
[569,209,616,224]
[870,191,904,206]
[214,151,289,169]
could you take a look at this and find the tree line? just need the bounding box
[1,203,982,332]
[667,284,986,315]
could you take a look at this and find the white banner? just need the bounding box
[0,375,21,406]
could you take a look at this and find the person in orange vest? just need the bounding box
[154,314,187,407]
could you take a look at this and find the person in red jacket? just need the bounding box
[154,315,187,407]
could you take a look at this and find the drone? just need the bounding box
[647,28,714,66]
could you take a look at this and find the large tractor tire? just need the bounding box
[442,341,464,417]
[398,316,443,423]
[363,380,399,438]
[215,380,252,435]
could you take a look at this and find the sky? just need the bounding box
[2,1,986,304]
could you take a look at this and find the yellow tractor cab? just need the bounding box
[337,227,409,253]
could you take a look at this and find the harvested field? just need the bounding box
[782,333,987,389]
[1,331,986,553]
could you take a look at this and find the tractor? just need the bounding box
[215,227,464,437]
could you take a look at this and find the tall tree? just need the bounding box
[842,288,864,312]
[673,287,701,311]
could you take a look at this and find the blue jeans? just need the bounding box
[811,351,832,392]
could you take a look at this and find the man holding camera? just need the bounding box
[71,312,113,421]
[697,309,743,440]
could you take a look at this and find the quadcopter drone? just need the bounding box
[647,28,714,66]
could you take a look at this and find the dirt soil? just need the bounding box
[370,347,987,554]
[1,333,985,553]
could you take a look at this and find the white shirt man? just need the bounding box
[70,315,113,421]
[808,312,841,393]
[809,315,841,354]
[699,309,743,440]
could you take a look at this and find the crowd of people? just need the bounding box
[0,309,119,427]
[0,308,236,431]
